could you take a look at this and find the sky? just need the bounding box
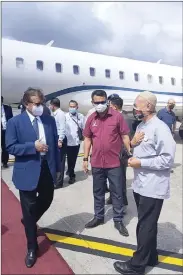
[2,2,182,66]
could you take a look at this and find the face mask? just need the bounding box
[69,107,77,115]
[169,104,175,110]
[32,105,43,117]
[133,108,145,120]
[94,103,108,113]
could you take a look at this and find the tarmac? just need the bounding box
[1,109,183,274]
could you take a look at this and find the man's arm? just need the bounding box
[172,114,176,134]
[119,114,131,153]
[58,112,66,141]
[51,117,61,172]
[6,119,37,156]
[140,125,176,170]
[9,106,13,119]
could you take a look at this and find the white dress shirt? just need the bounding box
[65,112,85,146]
[51,108,66,141]
[26,111,46,155]
[1,105,7,130]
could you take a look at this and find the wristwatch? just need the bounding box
[83,157,88,161]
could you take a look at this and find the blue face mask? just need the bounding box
[69,107,77,115]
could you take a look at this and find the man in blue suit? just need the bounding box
[1,96,13,168]
[6,88,60,268]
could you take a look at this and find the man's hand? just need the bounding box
[58,140,63,148]
[128,157,141,168]
[35,140,48,152]
[131,132,145,147]
[83,160,89,173]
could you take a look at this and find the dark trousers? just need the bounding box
[19,160,54,250]
[108,162,128,206]
[67,145,80,178]
[1,130,9,165]
[92,167,123,222]
[56,138,67,186]
[121,163,128,206]
[130,192,163,272]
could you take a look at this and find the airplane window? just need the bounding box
[119,71,124,80]
[147,74,153,83]
[134,73,139,82]
[36,60,43,71]
[171,77,176,86]
[159,76,163,84]
[90,67,95,77]
[73,65,79,75]
[16,57,24,68]
[105,69,111,78]
[55,63,62,73]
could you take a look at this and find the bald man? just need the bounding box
[114,91,176,275]
[157,99,176,136]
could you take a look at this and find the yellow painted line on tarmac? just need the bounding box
[8,153,84,163]
[45,232,183,268]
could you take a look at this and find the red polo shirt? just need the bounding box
[83,107,130,168]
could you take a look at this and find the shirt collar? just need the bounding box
[26,110,41,123]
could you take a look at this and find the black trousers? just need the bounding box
[130,192,163,272]
[108,162,128,206]
[56,138,67,186]
[92,167,123,222]
[67,145,80,178]
[19,160,54,250]
[1,130,9,165]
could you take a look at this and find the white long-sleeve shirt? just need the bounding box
[51,109,66,141]
[132,115,176,199]
[65,112,85,146]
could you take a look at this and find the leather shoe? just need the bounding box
[68,177,75,184]
[54,184,63,189]
[25,250,37,268]
[85,217,104,229]
[114,221,129,237]
[114,261,144,275]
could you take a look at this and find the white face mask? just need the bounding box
[94,103,108,113]
[32,105,43,117]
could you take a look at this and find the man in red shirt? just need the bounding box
[83,90,130,236]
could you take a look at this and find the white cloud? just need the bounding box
[2,2,182,66]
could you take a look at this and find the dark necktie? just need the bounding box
[32,118,39,139]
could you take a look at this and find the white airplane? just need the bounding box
[2,38,183,121]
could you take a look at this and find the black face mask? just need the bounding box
[169,104,175,110]
[133,108,144,120]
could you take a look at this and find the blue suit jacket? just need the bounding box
[5,111,60,191]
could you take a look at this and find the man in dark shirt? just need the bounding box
[157,98,176,135]
[83,90,130,236]
[105,97,130,211]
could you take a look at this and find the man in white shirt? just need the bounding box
[50,97,66,188]
[1,96,13,168]
[65,100,85,184]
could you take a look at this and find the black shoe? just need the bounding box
[25,250,37,268]
[3,163,8,168]
[114,221,129,237]
[54,184,63,189]
[105,196,112,205]
[68,177,75,184]
[85,217,104,229]
[148,259,159,267]
[114,261,144,275]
